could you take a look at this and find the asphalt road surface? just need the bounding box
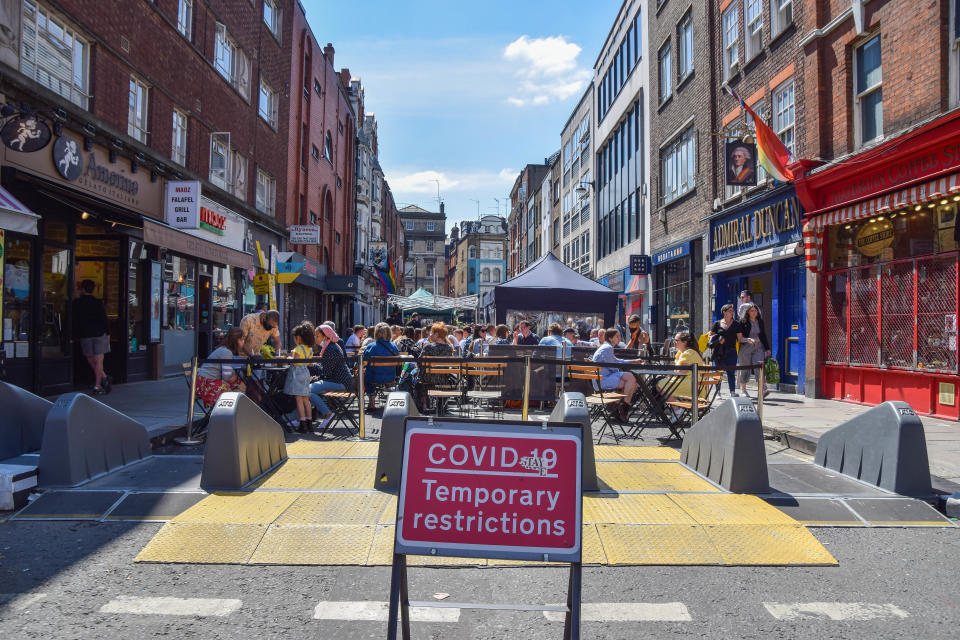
[1,519,957,639]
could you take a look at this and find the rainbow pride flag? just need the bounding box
[725,86,794,182]
[376,257,398,294]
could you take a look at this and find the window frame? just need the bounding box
[773,79,795,157]
[19,1,90,109]
[177,0,193,40]
[770,0,793,38]
[209,134,230,191]
[660,125,696,206]
[677,12,694,82]
[127,75,150,144]
[171,109,187,166]
[255,169,276,216]
[953,0,960,108]
[854,32,884,147]
[745,0,763,62]
[263,0,281,40]
[658,40,673,103]
[258,78,278,128]
[722,2,740,81]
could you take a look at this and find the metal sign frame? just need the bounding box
[387,417,584,639]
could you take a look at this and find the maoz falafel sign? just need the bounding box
[395,419,582,562]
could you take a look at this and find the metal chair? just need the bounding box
[182,362,212,436]
[464,361,506,418]
[421,359,464,416]
[567,364,628,444]
[665,370,724,439]
[321,362,361,437]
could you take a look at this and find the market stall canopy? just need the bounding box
[493,253,618,326]
[388,288,478,312]
[0,185,39,235]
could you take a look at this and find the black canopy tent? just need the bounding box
[492,253,618,327]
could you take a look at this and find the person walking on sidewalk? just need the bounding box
[709,303,740,396]
[736,303,771,398]
[72,279,111,394]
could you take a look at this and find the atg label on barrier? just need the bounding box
[395,420,582,562]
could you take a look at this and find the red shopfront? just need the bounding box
[796,110,960,419]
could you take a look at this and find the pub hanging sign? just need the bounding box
[1,114,52,153]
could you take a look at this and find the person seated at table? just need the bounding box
[588,328,600,345]
[309,325,354,427]
[394,326,420,357]
[391,325,403,342]
[360,325,376,350]
[195,327,246,408]
[463,325,486,357]
[658,330,706,406]
[493,324,511,345]
[539,323,572,358]
[513,320,540,345]
[592,328,644,421]
[363,323,400,411]
[344,325,364,356]
[563,326,591,347]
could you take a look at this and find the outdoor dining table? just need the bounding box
[623,366,688,440]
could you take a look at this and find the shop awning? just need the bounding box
[705,242,800,274]
[143,219,254,270]
[802,171,960,272]
[0,185,40,235]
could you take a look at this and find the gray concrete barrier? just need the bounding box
[375,391,420,490]
[815,401,933,497]
[680,397,769,493]
[0,381,53,460]
[549,392,597,490]
[201,392,287,491]
[38,392,151,487]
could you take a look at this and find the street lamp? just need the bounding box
[574,179,594,200]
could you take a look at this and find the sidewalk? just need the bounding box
[757,391,960,487]
[48,377,189,440]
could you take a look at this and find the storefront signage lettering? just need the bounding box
[855,219,895,257]
[710,192,803,261]
[164,181,200,229]
[82,152,139,194]
[199,205,226,235]
[652,242,691,266]
[288,225,321,244]
[1,115,51,153]
[825,142,960,208]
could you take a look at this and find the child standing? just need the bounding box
[285,321,315,433]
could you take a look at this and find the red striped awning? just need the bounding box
[0,185,39,235]
[803,172,960,272]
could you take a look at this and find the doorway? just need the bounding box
[73,230,124,388]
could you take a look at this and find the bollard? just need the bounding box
[175,356,204,446]
[691,362,699,425]
[521,354,532,421]
[756,364,764,422]
[358,353,367,440]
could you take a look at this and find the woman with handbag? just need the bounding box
[736,303,771,398]
[708,303,740,396]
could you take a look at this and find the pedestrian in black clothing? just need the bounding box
[512,320,540,345]
[708,303,740,395]
[72,279,111,394]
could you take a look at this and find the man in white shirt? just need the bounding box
[344,325,364,355]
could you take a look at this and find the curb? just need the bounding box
[763,425,960,497]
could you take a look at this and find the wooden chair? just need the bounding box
[567,364,629,444]
[464,361,506,418]
[321,363,361,436]
[665,370,724,439]
[421,359,464,416]
[364,356,404,410]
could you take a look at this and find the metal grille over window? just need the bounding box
[881,261,915,368]
[824,273,849,363]
[917,256,958,371]
[849,266,880,366]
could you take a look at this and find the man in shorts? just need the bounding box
[72,279,111,394]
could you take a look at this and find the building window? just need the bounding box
[426,263,434,278]
[771,0,793,37]
[127,76,149,143]
[335,231,341,245]
[745,0,762,61]
[20,1,89,108]
[426,240,435,253]
[773,80,795,156]
[407,239,414,252]
[722,2,739,80]
[661,126,696,205]
[469,246,477,259]
[405,221,414,231]
[231,151,247,200]
[658,41,672,102]
[481,268,490,283]
[258,79,278,127]
[311,144,319,161]
[215,23,251,100]
[426,222,435,231]
[177,0,192,40]
[209,133,229,190]
[314,79,322,97]
[171,110,187,165]
[263,0,281,39]
[256,169,276,216]
[678,13,693,81]
[855,34,883,146]
[324,132,333,160]
[493,268,501,282]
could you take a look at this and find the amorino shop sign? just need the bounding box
[709,189,803,262]
[0,131,163,220]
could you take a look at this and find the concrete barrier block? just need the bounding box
[549,392,597,490]
[815,401,932,497]
[39,393,151,487]
[680,397,769,493]
[0,381,53,460]
[0,464,38,510]
[201,392,287,491]
[375,392,420,490]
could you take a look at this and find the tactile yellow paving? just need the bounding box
[367,525,397,565]
[593,445,681,461]
[169,492,298,524]
[379,496,398,525]
[250,524,376,565]
[580,523,606,564]
[248,458,375,490]
[704,525,837,565]
[343,441,380,457]
[596,461,721,493]
[597,524,724,565]
[669,493,798,525]
[135,522,267,564]
[584,494,697,525]
[275,492,393,526]
[286,440,358,457]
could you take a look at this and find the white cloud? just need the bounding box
[503,35,591,107]
[388,167,517,197]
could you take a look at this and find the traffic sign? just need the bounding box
[253,273,271,295]
[395,419,583,563]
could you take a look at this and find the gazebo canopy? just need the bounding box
[388,288,479,313]
[493,253,618,326]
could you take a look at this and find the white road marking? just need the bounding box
[0,592,47,610]
[763,602,910,621]
[313,601,460,622]
[99,596,242,617]
[543,602,692,622]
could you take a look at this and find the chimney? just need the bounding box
[323,43,335,66]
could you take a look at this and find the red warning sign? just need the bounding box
[395,421,582,562]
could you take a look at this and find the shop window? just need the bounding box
[855,33,883,147]
[824,272,849,363]
[20,1,90,109]
[917,256,958,371]
[161,254,196,373]
[880,261,915,368]
[40,245,70,358]
[2,235,32,357]
[127,242,146,353]
[848,266,880,366]
[211,266,235,346]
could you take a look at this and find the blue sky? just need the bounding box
[301,0,620,229]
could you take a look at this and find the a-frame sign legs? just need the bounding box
[563,562,582,640]
[387,553,411,640]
